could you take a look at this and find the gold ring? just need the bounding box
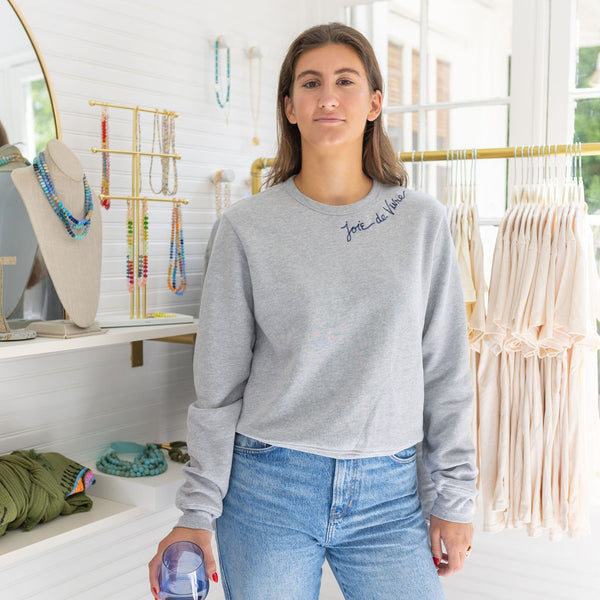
[465,545,472,558]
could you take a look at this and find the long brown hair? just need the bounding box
[265,23,407,189]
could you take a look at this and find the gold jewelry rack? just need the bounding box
[90,99,185,319]
[250,142,600,194]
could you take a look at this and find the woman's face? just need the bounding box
[284,43,382,152]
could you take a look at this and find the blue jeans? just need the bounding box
[215,433,446,600]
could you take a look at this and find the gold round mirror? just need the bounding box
[1,0,63,325]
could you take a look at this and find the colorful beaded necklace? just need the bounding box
[136,112,148,288]
[96,442,167,477]
[126,199,135,292]
[0,153,30,168]
[168,201,187,295]
[215,37,231,123]
[100,107,111,209]
[138,199,149,287]
[32,152,93,240]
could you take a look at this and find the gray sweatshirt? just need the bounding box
[176,176,478,531]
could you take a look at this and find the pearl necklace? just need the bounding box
[214,170,231,218]
[215,37,231,123]
[96,442,167,477]
[168,201,187,295]
[32,152,93,240]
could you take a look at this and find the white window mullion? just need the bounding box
[418,0,429,152]
[546,0,578,143]
[508,0,551,146]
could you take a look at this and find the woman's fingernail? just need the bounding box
[152,588,158,594]
[433,557,440,567]
[212,572,219,583]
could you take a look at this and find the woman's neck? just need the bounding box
[294,147,373,206]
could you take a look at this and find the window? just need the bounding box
[347,0,513,219]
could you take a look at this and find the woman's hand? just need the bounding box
[429,515,473,577]
[148,527,218,599]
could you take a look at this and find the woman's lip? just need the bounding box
[315,117,344,122]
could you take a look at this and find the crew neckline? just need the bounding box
[283,175,387,215]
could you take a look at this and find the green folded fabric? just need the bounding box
[0,449,93,536]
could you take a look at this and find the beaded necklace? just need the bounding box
[168,201,187,295]
[138,199,149,287]
[126,199,134,292]
[96,442,167,477]
[100,107,111,209]
[249,46,262,146]
[136,112,149,288]
[150,112,178,195]
[32,152,93,240]
[214,170,231,218]
[215,37,231,124]
[0,153,29,168]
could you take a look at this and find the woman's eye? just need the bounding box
[338,79,354,86]
[302,80,319,89]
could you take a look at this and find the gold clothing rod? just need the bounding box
[250,143,600,194]
[91,147,181,159]
[89,99,178,117]
[98,194,188,205]
[398,142,600,163]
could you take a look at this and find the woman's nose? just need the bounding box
[318,84,339,109]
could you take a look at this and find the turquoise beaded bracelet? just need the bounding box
[96,442,168,477]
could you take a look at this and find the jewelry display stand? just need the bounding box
[90,100,193,328]
[11,139,104,338]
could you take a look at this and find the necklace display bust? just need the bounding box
[11,139,102,330]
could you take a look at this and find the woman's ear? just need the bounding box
[367,89,383,122]
[284,95,297,124]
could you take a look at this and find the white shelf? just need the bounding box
[0,496,145,566]
[0,463,185,566]
[91,461,184,510]
[0,320,198,361]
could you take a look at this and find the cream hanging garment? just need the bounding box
[478,146,600,540]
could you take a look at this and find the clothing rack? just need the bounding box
[89,99,187,319]
[250,142,600,195]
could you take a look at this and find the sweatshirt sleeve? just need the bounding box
[420,214,478,523]
[175,214,254,531]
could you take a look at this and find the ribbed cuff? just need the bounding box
[175,509,216,532]
[430,494,476,524]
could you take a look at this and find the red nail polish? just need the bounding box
[212,572,219,583]
[152,588,158,594]
[433,557,440,567]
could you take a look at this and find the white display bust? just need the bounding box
[11,139,101,329]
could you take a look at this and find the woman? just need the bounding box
[149,23,477,600]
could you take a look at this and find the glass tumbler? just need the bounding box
[159,541,210,600]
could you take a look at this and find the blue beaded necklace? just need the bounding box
[32,151,93,240]
[0,153,30,167]
[96,442,167,477]
[215,37,231,122]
